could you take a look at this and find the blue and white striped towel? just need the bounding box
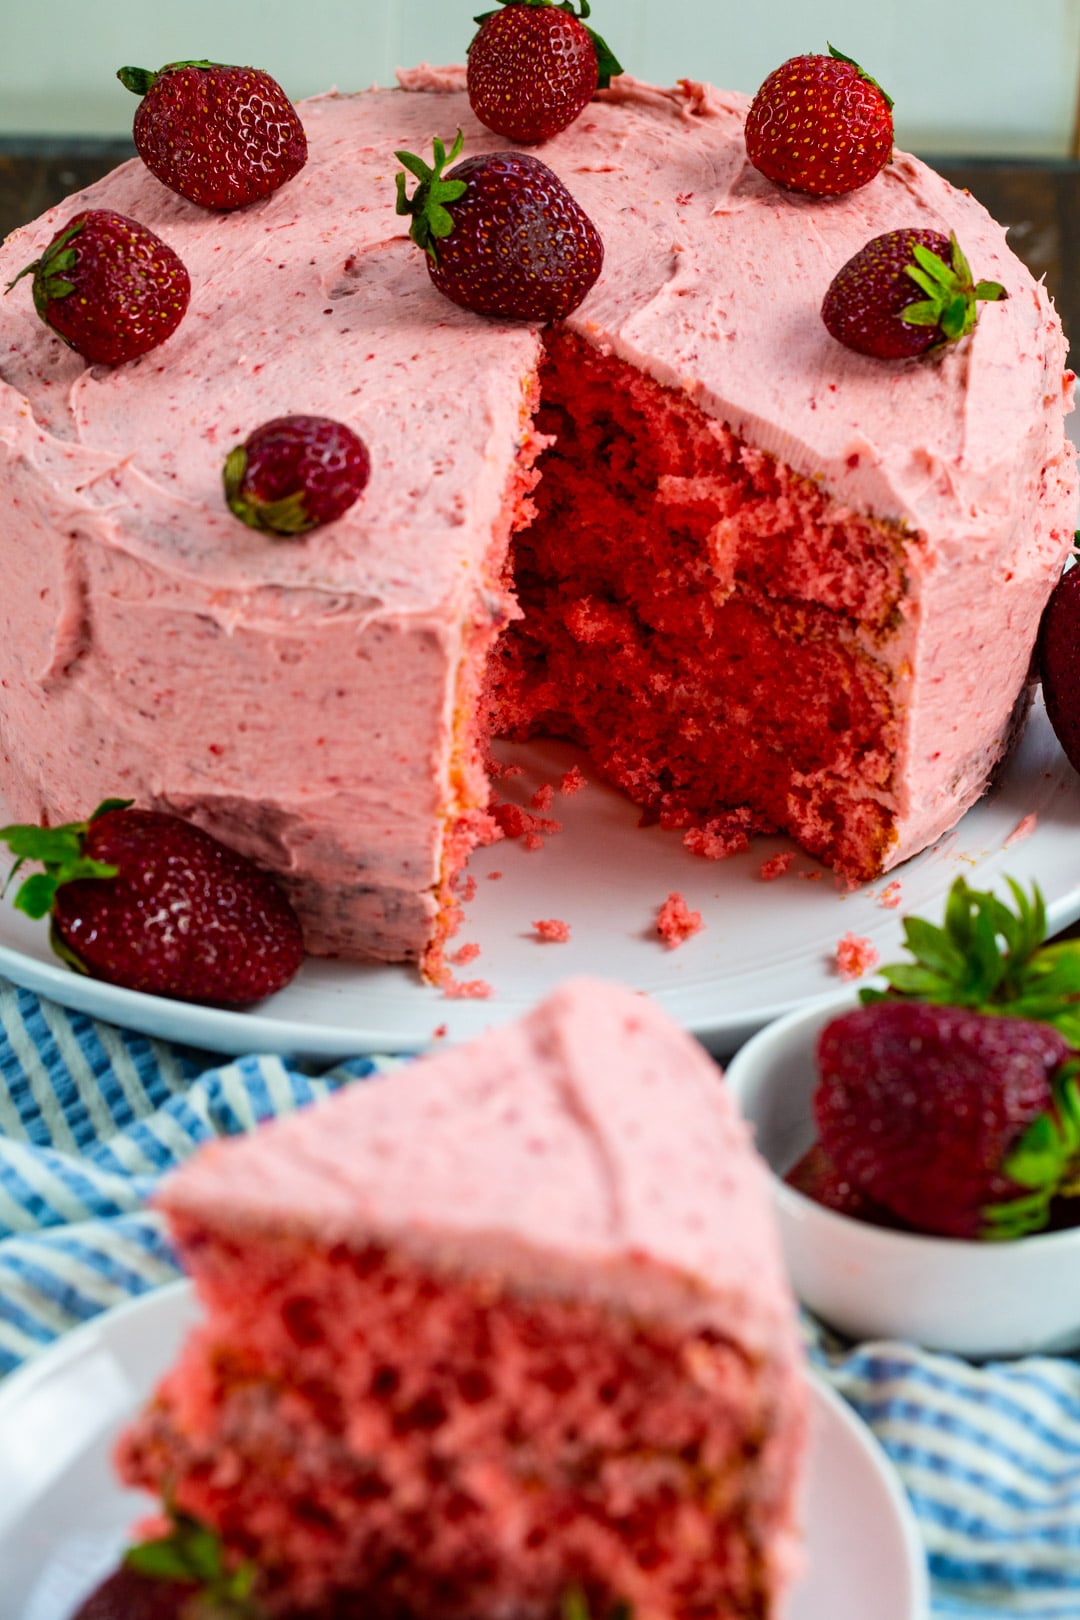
[0,976,1077,1620]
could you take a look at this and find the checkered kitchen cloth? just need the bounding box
[0,976,1077,1620]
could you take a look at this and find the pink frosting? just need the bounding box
[160,977,802,1359]
[0,70,1074,951]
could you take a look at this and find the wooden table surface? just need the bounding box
[1,142,1078,347]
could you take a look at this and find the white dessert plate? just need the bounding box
[1,697,1077,1059]
[0,1281,929,1620]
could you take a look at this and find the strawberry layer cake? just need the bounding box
[0,67,1075,974]
[116,978,806,1618]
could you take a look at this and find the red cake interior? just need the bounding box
[118,1225,791,1620]
[471,331,908,888]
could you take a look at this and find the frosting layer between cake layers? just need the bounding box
[0,67,1074,962]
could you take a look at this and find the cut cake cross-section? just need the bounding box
[117,978,807,1619]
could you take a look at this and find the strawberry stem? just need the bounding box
[860,875,1080,1040]
[125,1511,261,1615]
[394,131,468,263]
[117,61,224,97]
[982,1062,1080,1239]
[827,42,894,111]
[0,801,131,918]
[900,234,1007,344]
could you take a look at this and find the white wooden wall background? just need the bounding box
[0,0,1077,154]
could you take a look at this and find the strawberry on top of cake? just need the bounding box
[115,977,806,1619]
[0,60,1074,980]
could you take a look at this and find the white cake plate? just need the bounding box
[0,1281,929,1620]
[1,696,1077,1059]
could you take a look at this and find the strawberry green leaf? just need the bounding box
[125,1513,261,1614]
[0,809,122,917]
[980,1063,1080,1238]
[395,131,468,262]
[827,42,894,110]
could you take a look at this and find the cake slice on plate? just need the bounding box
[117,978,807,1619]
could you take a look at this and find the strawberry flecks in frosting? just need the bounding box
[1004,812,1038,846]
[657,892,704,948]
[759,851,795,882]
[834,933,879,980]
[878,880,903,909]
[560,765,587,795]
[533,918,571,942]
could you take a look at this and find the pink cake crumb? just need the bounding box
[490,800,562,844]
[531,783,555,812]
[442,975,493,1000]
[759,851,795,882]
[657,892,704,948]
[834,933,879,980]
[798,870,824,882]
[560,765,586,795]
[533,918,571,943]
[451,943,481,966]
[878,880,902,909]
[682,807,773,862]
[487,870,503,881]
[1005,812,1038,846]
[453,874,478,903]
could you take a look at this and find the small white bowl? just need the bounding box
[725,992,1080,1359]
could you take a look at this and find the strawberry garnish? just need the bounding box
[1038,555,1080,774]
[822,228,1007,360]
[72,1513,260,1619]
[224,415,371,536]
[5,209,190,365]
[813,879,1080,1240]
[117,60,307,210]
[467,0,623,144]
[396,131,603,320]
[744,44,893,197]
[0,802,304,1005]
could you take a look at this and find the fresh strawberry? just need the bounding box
[814,878,1080,1240]
[744,44,893,197]
[1038,559,1080,773]
[784,1143,903,1227]
[822,228,1007,360]
[5,209,190,365]
[224,415,371,535]
[117,60,307,210]
[396,131,603,320]
[467,0,623,144]
[73,1514,259,1619]
[0,801,304,1005]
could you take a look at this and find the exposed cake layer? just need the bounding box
[487,333,912,880]
[0,70,1074,961]
[119,979,805,1616]
[120,1240,792,1620]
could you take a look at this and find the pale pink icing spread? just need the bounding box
[159,977,802,1361]
[0,69,1075,954]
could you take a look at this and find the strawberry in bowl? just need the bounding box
[724,877,1080,1357]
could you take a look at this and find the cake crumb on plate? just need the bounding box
[657,892,703,948]
[834,933,879,980]
[533,918,571,943]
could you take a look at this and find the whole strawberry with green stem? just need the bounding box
[73,1514,260,1619]
[224,415,371,536]
[0,802,304,1005]
[467,0,623,144]
[396,130,603,320]
[822,228,1007,360]
[117,60,307,210]
[813,878,1080,1240]
[5,209,190,365]
[744,44,894,197]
